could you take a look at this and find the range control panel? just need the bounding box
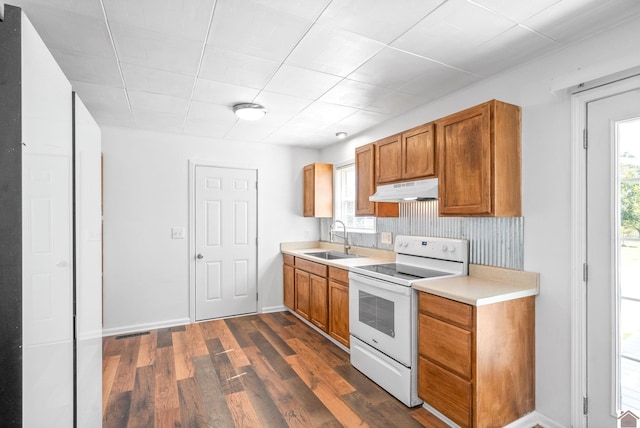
[394,235,469,263]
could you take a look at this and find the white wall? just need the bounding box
[101,127,320,334]
[321,16,640,427]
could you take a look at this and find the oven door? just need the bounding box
[349,271,412,366]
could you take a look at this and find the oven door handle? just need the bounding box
[349,273,412,296]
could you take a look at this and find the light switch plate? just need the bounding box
[381,232,392,244]
[171,227,185,239]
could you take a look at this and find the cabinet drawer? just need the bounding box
[283,254,294,266]
[419,314,471,379]
[419,292,473,329]
[419,356,471,428]
[328,266,349,284]
[295,257,327,277]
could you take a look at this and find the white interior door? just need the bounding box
[587,85,640,426]
[195,165,257,321]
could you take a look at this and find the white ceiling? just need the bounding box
[7,0,640,147]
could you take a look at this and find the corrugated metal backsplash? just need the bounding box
[321,200,524,270]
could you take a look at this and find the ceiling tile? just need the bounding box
[333,109,393,135]
[199,47,280,89]
[120,63,194,99]
[455,25,558,76]
[348,48,450,90]
[184,100,238,138]
[225,121,281,142]
[470,0,561,23]
[524,0,640,43]
[365,90,426,116]
[252,91,314,120]
[128,91,190,116]
[70,80,135,127]
[316,0,443,43]
[252,0,331,20]
[50,48,123,88]
[207,0,313,62]
[398,64,479,98]
[319,79,393,110]
[264,65,343,99]
[132,110,185,134]
[193,79,261,106]
[391,0,515,65]
[295,102,359,126]
[103,0,215,42]
[110,22,202,75]
[264,127,334,147]
[9,0,104,19]
[286,24,385,77]
[16,4,113,57]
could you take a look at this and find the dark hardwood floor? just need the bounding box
[102,311,449,427]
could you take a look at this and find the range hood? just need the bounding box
[369,178,438,202]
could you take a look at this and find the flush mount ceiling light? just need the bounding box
[336,131,348,139]
[233,103,266,121]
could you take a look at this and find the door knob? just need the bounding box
[196,253,204,260]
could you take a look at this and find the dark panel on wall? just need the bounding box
[0,4,22,425]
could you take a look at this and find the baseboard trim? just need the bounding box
[502,411,567,428]
[261,305,286,313]
[102,318,191,338]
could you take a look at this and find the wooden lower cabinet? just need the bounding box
[328,266,350,348]
[295,269,311,320]
[309,273,328,330]
[283,256,350,345]
[418,292,535,428]
[283,255,295,310]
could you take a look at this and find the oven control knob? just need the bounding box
[441,244,448,252]
[449,246,456,253]
[401,241,408,247]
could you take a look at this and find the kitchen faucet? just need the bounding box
[331,220,351,254]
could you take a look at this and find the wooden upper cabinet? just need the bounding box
[402,123,436,180]
[355,144,398,218]
[303,163,333,217]
[436,100,521,217]
[376,123,436,185]
[375,134,402,184]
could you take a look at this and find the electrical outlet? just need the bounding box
[381,232,392,244]
[171,227,185,239]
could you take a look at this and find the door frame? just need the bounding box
[571,74,640,427]
[188,160,260,323]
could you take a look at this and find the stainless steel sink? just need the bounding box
[305,251,361,260]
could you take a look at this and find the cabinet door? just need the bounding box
[309,273,328,331]
[303,164,315,217]
[402,123,435,180]
[355,144,399,217]
[295,269,310,320]
[437,102,492,215]
[418,356,471,428]
[283,263,295,310]
[329,280,349,347]
[375,134,402,184]
[355,144,376,216]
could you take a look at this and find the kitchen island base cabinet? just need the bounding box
[418,292,534,428]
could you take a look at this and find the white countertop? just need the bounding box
[281,242,539,306]
[280,241,393,269]
[412,264,540,306]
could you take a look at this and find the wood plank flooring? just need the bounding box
[103,311,449,428]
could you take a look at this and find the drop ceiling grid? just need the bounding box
[6,0,640,146]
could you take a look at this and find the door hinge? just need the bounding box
[583,129,588,149]
[583,263,588,282]
[583,395,588,415]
